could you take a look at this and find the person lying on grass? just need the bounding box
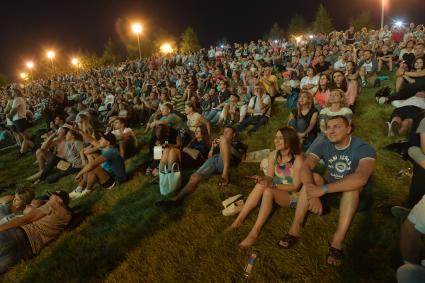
[0,191,71,274]
[227,127,304,248]
[278,115,376,267]
[0,187,35,224]
[155,126,246,206]
[69,132,127,199]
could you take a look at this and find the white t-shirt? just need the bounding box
[300,76,319,89]
[11,97,27,121]
[333,59,347,71]
[248,94,271,116]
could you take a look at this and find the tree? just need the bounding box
[263,22,285,40]
[179,27,200,54]
[287,14,307,36]
[0,74,9,86]
[349,11,373,31]
[101,38,122,66]
[312,3,333,34]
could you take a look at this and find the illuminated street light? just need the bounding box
[20,72,28,80]
[26,61,34,80]
[295,36,302,45]
[71,57,80,66]
[160,43,173,55]
[132,23,143,60]
[46,50,56,74]
[309,34,314,39]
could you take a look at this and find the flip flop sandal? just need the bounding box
[327,245,344,267]
[222,200,244,216]
[222,194,243,208]
[278,233,298,249]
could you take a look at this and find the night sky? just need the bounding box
[1,0,424,76]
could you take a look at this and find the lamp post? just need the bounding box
[26,61,34,80]
[132,23,143,60]
[46,50,55,74]
[381,0,385,30]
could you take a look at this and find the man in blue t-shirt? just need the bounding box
[278,115,376,267]
[70,133,127,199]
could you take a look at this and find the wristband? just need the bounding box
[322,184,329,194]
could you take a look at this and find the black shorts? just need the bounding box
[320,187,373,212]
[13,119,27,133]
[181,151,204,169]
[391,106,423,121]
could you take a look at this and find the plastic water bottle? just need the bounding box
[242,252,257,282]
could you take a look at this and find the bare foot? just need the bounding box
[225,221,243,232]
[239,233,257,248]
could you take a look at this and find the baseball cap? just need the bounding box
[48,190,70,205]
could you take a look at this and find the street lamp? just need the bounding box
[71,57,80,67]
[381,0,385,30]
[26,61,34,79]
[20,72,28,80]
[131,23,143,60]
[160,43,173,55]
[46,50,55,73]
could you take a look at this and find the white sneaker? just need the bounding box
[378,97,388,105]
[69,186,84,199]
[105,182,116,190]
[385,122,394,137]
[79,189,92,197]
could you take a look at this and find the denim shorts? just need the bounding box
[0,228,33,274]
[195,154,224,179]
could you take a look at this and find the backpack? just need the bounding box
[286,91,299,110]
[375,86,391,99]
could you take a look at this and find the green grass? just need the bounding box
[0,77,411,282]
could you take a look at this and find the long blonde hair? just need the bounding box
[77,114,95,135]
[325,89,348,108]
[297,92,314,118]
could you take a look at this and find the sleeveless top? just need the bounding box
[272,157,294,185]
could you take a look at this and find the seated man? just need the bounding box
[156,126,246,206]
[70,133,127,199]
[358,50,378,88]
[110,117,138,159]
[278,115,376,267]
[0,191,72,274]
[396,196,425,283]
[236,84,271,135]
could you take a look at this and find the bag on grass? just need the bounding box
[57,160,71,171]
[159,163,181,196]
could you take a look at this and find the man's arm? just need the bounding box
[0,207,46,232]
[405,69,425,78]
[327,158,376,193]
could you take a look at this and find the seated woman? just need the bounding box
[161,126,210,172]
[227,127,304,248]
[313,74,331,110]
[0,188,35,223]
[288,92,318,150]
[300,66,319,95]
[345,60,359,107]
[156,124,182,172]
[0,190,72,274]
[185,101,211,136]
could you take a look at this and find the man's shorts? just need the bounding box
[408,195,425,234]
[12,119,27,133]
[320,184,373,212]
[195,154,224,179]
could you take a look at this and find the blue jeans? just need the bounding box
[0,228,33,274]
[195,154,224,179]
[205,109,221,124]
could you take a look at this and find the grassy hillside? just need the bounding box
[0,77,411,283]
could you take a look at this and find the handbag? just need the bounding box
[159,163,182,196]
[183,147,201,160]
[57,160,71,171]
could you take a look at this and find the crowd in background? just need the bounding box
[0,22,424,281]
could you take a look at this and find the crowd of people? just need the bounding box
[0,22,424,281]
